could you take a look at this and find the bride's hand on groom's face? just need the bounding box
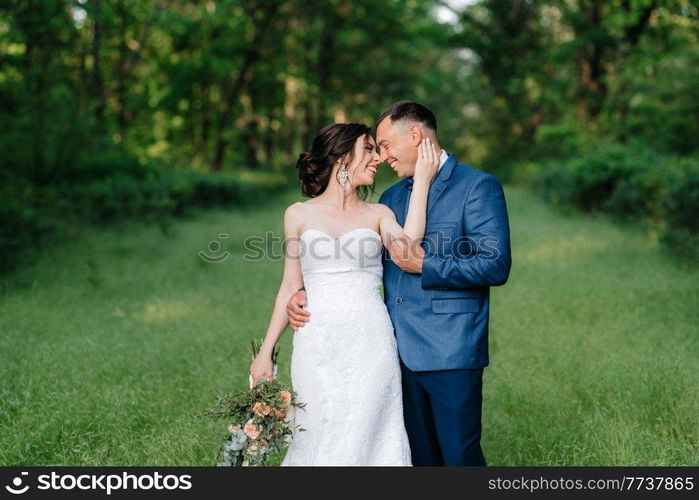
[413,137,439,185]
[287,290,310,330]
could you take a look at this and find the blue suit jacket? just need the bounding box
[378,153,512,371]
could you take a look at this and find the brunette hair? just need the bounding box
[296,123,373,198]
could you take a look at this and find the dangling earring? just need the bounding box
[338,163,348,191]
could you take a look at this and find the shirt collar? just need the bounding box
[438,149,448,171]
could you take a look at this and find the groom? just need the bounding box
[287,101,512,466]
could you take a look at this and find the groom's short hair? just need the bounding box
[376,101,437,132]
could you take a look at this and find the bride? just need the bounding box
[250,122,439,465]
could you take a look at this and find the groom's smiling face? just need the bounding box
[376,117,421,178]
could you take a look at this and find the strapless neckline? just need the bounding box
[300,227,381,241]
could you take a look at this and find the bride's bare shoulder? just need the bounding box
[283,202,307,230]
[284,201,302,215]
[286,200,321,218]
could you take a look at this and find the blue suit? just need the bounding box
[378,152,511,465]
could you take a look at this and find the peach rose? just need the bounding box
[228,424,240,434]
[280,391,292,407]
[243,419,260,440]
[274,407,287,419]
[252,402,264,417]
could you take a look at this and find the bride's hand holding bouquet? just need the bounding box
[202,338,303,466]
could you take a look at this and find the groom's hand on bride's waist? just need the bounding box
[287,290,310,330]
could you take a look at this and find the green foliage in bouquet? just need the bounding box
[203,340,302,466]
[248,337,279,364]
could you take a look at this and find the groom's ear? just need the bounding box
[408,125,422,147]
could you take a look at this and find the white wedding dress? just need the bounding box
[281,227,412,466]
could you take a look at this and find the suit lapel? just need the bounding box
[427,153,457,216]
[399,153,458,223]
[394,178,411,226]
[400,186,410,226]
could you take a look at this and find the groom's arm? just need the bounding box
[421,174,511,289]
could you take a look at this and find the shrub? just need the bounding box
[0,197,49,273]
[661,163,699,260]
[534,124,582,160]
[3,152,292,274]
[541,142,636,213]
[540,142,699,260]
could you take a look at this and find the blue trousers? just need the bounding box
[400,359,486,466]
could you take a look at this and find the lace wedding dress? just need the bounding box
[281,227,412,466]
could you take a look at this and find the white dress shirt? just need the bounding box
[438,149,448,171]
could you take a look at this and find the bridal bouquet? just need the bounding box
[203,339,304,466]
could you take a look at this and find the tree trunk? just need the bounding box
[91,0,106,131]
[211,2,281,171]
[242,118,261,169]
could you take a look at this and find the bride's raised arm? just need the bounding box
[377,138,440,266]
[250,203,304,386]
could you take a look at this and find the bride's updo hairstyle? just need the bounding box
[296,122,372,198]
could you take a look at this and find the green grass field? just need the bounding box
[1,181,697,465]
